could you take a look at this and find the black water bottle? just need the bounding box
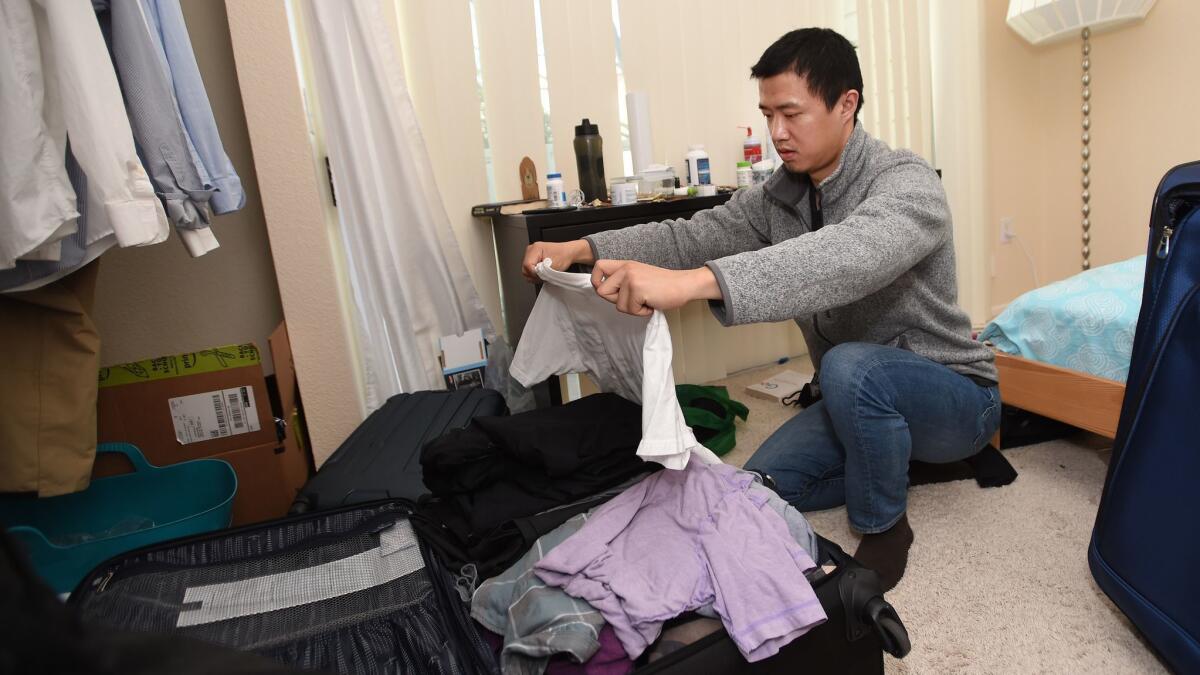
[573,118,606,203]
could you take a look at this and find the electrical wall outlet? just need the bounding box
[999,217,1015,244]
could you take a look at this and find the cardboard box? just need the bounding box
[95,325,311,525]
[204,440,308,526]
[266,320,312,486]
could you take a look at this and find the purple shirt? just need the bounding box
[534,459,825,662]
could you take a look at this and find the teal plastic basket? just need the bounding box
[0,443,237,594]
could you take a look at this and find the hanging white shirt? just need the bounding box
[0,0,168,270]
[511,260,720,470]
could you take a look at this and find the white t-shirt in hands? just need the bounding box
[511,259,719,469]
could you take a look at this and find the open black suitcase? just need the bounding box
[50,386,910,672]
[58,500,908,674]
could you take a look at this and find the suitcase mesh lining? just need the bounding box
[74,504,487,674]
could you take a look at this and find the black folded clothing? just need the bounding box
[413,393,654,578]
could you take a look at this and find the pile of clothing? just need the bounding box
[411,393,656,580]
[407,263,829,674]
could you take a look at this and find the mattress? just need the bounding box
[978,255,1145,383]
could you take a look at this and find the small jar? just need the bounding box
[736,161,752,189]
[752,159,775,186]
[610,177,637,205]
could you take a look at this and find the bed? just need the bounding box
[978,255,1145,441]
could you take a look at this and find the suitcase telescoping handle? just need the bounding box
[818,536,912,658]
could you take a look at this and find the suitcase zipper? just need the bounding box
[84,508,410,594]
[1112,283,1199,451]
[1156,225,1174,259]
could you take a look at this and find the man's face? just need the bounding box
[758,72,856,179]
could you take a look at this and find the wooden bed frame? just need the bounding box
[992,351,1126,444]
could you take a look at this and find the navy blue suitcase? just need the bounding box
[1089,161,1200,672]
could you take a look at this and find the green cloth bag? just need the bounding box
[675,384,750,457]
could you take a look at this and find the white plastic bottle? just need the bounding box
[546,172,567,208]
[685,145,711,186]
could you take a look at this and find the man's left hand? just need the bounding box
[590,260,722,316]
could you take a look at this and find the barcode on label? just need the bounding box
[212,393,228,437]
[227,391,245,430]
[170,388,258,445]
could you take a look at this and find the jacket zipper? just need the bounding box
[812,312,834,345]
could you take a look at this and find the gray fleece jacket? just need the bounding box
[586,123,997,383]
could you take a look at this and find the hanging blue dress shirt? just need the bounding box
[141,0,245,214]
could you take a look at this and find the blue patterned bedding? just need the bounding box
[978,256,1146,383]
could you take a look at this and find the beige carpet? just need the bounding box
[710,362,1166,674]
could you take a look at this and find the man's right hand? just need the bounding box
[521,239,594,283]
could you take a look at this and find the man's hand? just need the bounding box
[590,260,722,317]
[521,240,594,283]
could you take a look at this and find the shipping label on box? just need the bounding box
[169,386,262,445]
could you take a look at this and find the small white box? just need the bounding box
[744,370,809,403]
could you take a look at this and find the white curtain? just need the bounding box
[300,0,494,409]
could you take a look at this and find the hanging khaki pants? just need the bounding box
[0,261,101,496]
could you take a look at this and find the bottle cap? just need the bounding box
[575,118,599,135]
[547,172,562,178]
[737,161,751,168]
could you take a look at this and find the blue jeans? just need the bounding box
[744,343,1000,534]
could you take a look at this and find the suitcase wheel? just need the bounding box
[864,596,911,658]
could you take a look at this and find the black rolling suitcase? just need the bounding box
[292,388,507,513]
[1089,161,1200,671]
[65,500,497,675]
[60,500,907,675]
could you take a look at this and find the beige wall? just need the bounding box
[92,0,284,368]
[225,0,364,464]
[985,0,1200,312]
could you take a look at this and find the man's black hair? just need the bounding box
[751,28,864,118]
